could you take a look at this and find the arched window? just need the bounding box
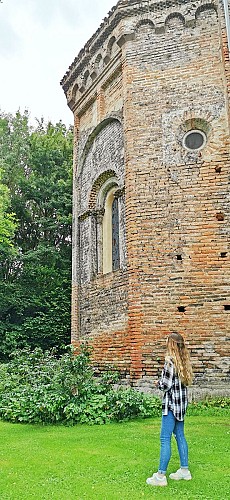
[112,196,120,271]
[85,172,125,280]
[77,119,125,284]
[102,186,120,274]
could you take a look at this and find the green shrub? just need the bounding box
[0,345,161,425]
[187,397,230,416]
[1,346,228,425]
[106,388,161,422]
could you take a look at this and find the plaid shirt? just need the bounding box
[158,357,188,421]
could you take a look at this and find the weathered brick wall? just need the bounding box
[122,2,230,384]
[70,53,129,359]
[62,0,230,388]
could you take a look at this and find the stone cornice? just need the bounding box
[61,0,216,93]
[73,52,122,116]
[61,0,219,101]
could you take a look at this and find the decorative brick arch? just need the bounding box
[195,3,218,21]
[88,170,118,210]
[165,12,185,30]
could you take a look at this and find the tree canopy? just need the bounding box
[0,111,73,360]
[0,168,17,257]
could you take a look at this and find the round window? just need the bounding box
[183,130,206,151]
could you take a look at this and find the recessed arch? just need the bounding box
[107,35,117,54]
[95,53,102,63]
[83,70,90,86]
[95,53,103,70]
[90,70,97,81]
[135,18,155,31]
[195,3,218,21]
[165,12,185,30]
[71,82,79,102]
[104,55,110,65]
[88,170,118,210]
[97,176,119,210]
[79,117,122,176]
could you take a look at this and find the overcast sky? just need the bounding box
[0,0,116,126]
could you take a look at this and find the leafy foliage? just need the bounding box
[0,111,73,359]
[0,168,17,257]
[0,345,161,425]
[0,344,228,425]
[187,396,230,416]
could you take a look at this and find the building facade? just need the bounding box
[61,0,230,390]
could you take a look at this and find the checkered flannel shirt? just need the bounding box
[158,357,188,421]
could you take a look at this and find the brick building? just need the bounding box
[61,0,230,391]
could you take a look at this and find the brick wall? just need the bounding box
[62,0,230,388]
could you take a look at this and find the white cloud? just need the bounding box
[0,17,21,56]
[0,0,116,125]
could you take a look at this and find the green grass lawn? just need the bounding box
[0,416,229,500]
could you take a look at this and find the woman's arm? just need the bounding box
[158,359,174,392]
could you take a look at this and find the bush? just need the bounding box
[0,345,161,425]
[106,388,161,422]
[1,346,228,425]
[187,397,230,416]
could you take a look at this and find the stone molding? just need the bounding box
[61,0,219,105]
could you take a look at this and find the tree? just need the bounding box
[0,111,73,360]
[0,169,17,258]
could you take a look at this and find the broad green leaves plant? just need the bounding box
[0,345,228,426]
[0,345,161,425]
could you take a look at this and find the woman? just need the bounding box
[146,332,193,487]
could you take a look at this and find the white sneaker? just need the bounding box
[146,473,167,486]
[169,468,192,481]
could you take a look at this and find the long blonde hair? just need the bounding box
[166,332,193,386]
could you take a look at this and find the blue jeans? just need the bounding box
[158,410,189,474]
